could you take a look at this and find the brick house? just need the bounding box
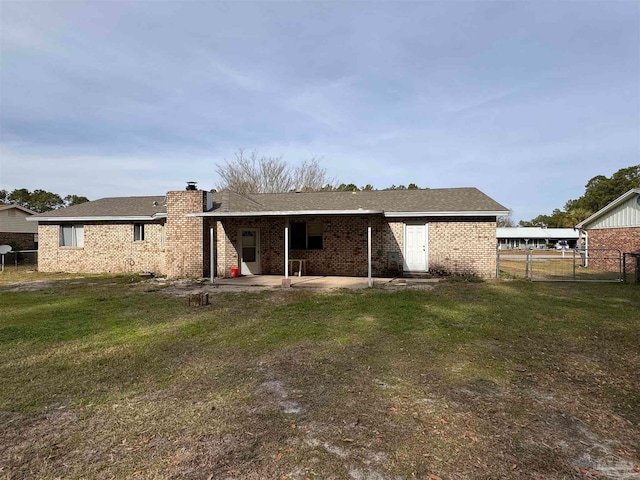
[31,186,508,279]
[575,188,640,272]
[0,203,39,250]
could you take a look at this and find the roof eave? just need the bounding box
[27,213,167,222]
[384,210,509,218]
[189,209,509,218]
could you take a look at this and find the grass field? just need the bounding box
[1,274,639,479]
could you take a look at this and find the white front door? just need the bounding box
[239,228,260,275]
[404,224,428,271]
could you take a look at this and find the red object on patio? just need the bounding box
[230,267,239,278]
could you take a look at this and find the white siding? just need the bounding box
[588,195,640,229]
[0,208,38,233]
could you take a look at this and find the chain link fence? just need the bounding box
[497,248,630,282]
[0,250,38,272]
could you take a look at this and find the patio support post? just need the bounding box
[210,226,214,284]
[367,221,373,288]
[284,219,289,279]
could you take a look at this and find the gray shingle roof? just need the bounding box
[32,196,167,219]
[212,188,508,214]
[31,188,508,220]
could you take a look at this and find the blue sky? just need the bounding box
[1,1,638,221]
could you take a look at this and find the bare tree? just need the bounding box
[215,149,334,194]
[497,213,516,227]
[291,158,332,192]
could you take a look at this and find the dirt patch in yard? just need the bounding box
[0,404,79,477]
[154,278,439,300]
[0,280,56,292]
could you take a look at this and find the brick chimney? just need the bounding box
[165,188,208,278]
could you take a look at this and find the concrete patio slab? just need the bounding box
[159,275,442,298]
[209,275,441,290]
[212,275,370,289]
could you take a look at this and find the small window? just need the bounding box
[60,224,84,247]
[8,209,16,217]
[134,223,145,241]
[290,221,323,250]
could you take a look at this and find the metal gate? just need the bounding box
[497,248,624,282]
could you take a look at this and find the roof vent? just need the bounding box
[186,181,198,191]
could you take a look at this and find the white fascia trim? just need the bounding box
[188,209,384,217]
[575,188,640,229]
[384,210,509,218]
[27,213,167,222]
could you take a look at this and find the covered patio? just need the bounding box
[202,213,389,287]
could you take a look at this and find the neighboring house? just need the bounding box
[575,188,640,271]
[0,203,39,250]
[497,227,579,250]
[30,185,509,279]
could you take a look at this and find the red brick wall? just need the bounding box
[214,216,497,278]
[587,227,640,272]
[37,222,167,274]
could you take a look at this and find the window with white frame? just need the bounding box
[133,223,145,241]
[290,221,323,250]
[60,224,84,247]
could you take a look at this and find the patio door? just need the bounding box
[404,223,428,271]
[239,228,260,275]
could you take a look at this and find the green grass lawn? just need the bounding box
[1,276,639,479]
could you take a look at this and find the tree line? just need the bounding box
[0,188,89,213]
[519,165,640,227]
